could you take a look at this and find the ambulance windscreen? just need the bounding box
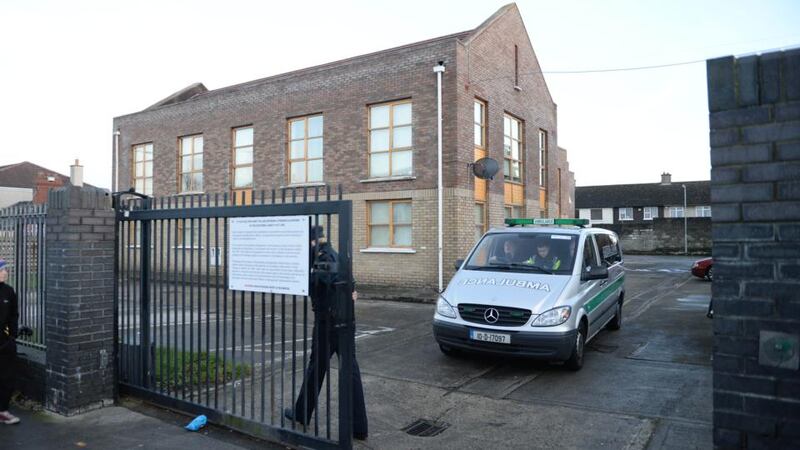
[464,232,578,275]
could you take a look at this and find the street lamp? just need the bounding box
[682,184,687,254]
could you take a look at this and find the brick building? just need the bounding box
[576,173,711,225]
[112,3,575,290]
[0,161,70,205]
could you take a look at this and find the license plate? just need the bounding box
[469,330,511,344]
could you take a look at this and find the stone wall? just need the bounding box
[591,217,711,254]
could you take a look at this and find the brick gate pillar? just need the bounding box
[44,186,116,415]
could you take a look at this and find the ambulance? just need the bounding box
[433,218,625,370]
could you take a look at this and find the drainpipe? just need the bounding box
[434,61,446,291]
[113,129,121,191]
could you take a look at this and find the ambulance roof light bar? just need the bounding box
[505,218,590,228]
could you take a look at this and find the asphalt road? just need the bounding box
[115,254,712,449]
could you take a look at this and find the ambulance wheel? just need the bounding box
[565,324,586,371]
[607,297,623,331]
[439,344,458,356]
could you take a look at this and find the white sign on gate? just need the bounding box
[228,216,309,295]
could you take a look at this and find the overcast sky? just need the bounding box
[1,0,799,189]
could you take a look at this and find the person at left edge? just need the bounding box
[0,259,21,425]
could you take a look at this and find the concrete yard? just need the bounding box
[353,254,713,449]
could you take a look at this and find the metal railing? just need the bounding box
[114,186,354,449]
[0,203,46,350]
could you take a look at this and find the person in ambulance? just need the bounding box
[433,218,625,370]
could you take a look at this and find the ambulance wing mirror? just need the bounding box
[454,259,464,270]
[472,157,499,180]
[581,265,609,281]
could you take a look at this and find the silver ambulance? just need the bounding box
[433,218,625,370]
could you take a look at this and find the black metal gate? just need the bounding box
[114,187,355,449]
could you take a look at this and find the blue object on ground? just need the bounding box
[185,415,207,431]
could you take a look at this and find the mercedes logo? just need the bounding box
[484,308,500,324]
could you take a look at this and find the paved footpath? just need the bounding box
[2,399,285,450]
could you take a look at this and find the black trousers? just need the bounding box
[293,318,367,435]
[0,354,15,411]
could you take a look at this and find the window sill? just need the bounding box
[175,191,205,196]
[172,246,205,250]
[359,176,416,183]
[279,182,326,189]
[360,247,416,254]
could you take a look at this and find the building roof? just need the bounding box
[575,180,710,208]
[0,161,71,189]
[138,3,519,114]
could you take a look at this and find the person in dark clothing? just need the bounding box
[0,258,21,425]
[285,225,368,440]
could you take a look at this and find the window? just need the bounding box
[179,135,203,192]
[289,115,324,184]
[590,209,603,220]
[667,206,684,218]
[643,206,658,220]
[369,101,412,178]
[618,207,633,221]
[474,100,486,149]
[504,205,523,219]
[177,219,201,249]
[503,115,522,182]
[132,143,153,195]
[232,127,254,189]
[696,206,712,217]
[368,200,412,247]
[582,235,599,271]
[475,202,486,241]
[595,233,622,266]
[538,130,547,187]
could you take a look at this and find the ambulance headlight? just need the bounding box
[436,296,457,319]
[531,306,571,327]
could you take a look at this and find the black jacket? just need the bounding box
[310,242,355,315]
[0,282,19,355]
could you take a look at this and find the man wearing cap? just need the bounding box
[285,225,368,440]
[0,259,21,425]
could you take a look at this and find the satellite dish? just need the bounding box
[472,157,499,180]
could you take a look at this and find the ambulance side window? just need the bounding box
[582,235,599,272]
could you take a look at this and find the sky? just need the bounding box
[1,0,799,189]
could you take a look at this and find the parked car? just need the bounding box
[691,257,713,281]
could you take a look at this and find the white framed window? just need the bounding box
[132,143,153,195]
[504,205,523,219]
[475,202,486,241]
[232,127,254,189]
[538,129,547,187]
[590,208,603,220]
[667,206,685,218]
[288,115,324,184]
[696,206,711,217]
[643,206,658,220]
[618,207,634,221]
[368,200,412,247]
[503,115,523,182]
[369,101,412,178]
[179,135,203,192]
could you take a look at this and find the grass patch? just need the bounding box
[154,347,251,392]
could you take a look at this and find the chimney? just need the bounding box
[660,172,672,185]
[70,159,84,187]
